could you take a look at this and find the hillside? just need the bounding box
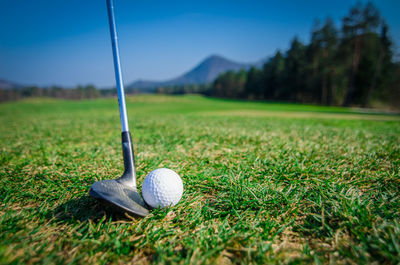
[127,55,255,91]
[0,79,21,90]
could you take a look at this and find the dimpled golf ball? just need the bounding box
[142,168,183,208]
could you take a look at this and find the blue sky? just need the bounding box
[0,0,399,87]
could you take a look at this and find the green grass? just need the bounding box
[0,94,399,264]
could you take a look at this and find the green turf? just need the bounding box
[0,95,399,264]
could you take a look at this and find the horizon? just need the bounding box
[0,0,399,88]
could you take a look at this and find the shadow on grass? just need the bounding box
[50,195,140,224]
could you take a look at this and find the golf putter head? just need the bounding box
[90,132,149,217]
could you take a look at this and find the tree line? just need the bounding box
[0,85,108,103]
[210,2,399,107]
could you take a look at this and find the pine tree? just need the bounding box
[341,2,381,106]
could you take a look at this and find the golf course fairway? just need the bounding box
[0,95,399,264]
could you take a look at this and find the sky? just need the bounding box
[0,0,399,88]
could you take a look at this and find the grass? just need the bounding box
[0,94,399,264]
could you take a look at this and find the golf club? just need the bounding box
[89,0,149,217]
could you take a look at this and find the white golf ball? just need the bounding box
[142,168,183,208]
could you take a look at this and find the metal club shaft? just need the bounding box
[106,0,129,132]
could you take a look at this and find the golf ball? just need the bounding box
[142,168,183,208]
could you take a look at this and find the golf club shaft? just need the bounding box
[106,0,137,187]
[106,0,129,132]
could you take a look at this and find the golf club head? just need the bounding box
[90,179,149,217]
[89,132,149,217]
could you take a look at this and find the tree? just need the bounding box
[363,21,393,107]
[284,37,307,102]
[245,67,263,99]
[308,18,339,105]
[263,51,285,100]
[341,2,381,106]
[212,70,246,98]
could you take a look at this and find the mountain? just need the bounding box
[127,80,160,91]
[165,55,249,85]
[127,55,253,91]
[0,79,22,90]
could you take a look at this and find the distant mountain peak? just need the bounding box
[127,54,267,91]
[202,54,244,65]
[204,54,228,61]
